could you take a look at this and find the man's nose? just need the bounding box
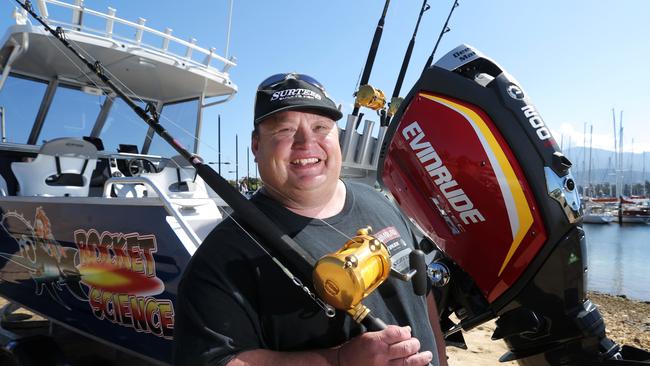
[293,124,316,145]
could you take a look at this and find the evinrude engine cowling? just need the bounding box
[378,44,650,365]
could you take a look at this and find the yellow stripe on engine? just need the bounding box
[420,93,533,276]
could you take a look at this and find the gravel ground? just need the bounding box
[446,291,650,365]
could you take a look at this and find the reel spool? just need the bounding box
[312,227,391,323]
[355,84,387,111]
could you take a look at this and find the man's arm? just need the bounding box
[228,325,433,366]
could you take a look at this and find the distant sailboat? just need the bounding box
[582,124,613,224]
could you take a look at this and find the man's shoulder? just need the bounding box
[345,180,381,197]
[345,181,393,207]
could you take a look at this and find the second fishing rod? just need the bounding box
[351,0,460,128]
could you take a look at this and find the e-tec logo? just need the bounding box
[402,121,485,225]
[520,105,552,141]
[506,84,525,100]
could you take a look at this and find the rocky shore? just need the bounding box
[447,291,650,365]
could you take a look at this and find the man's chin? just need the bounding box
[289,175,330,192]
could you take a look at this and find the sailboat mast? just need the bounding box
[618,111,624,197]
[630,138,634,195]
[612,109,617,197]
[641,151,648,197]
[582,122,587,195]
[587,125,594,197]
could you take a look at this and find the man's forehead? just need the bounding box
[266,110,335,125]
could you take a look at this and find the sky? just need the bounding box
[1,0,649,180]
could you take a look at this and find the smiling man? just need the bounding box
[174,73,444,366]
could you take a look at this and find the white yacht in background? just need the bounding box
[581,204,614,224]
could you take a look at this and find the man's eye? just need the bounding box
[314,125,331,134]
[275,128,295,136]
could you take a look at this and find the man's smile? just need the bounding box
[291,158,322,166]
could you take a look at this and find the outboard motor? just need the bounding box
[378,44,650,365]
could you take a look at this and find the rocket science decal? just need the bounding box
[74,229,173,339]
[0,208,174,339]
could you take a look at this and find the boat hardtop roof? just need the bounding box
[1,0,237,104]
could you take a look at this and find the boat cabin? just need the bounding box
[0,0,237,239]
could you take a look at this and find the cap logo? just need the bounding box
[270,88,322,102]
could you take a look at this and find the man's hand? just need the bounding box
[338,325,433,366]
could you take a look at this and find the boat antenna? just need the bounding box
[384,0,430,127]
[421,0,459,75]
[225,0,233,59]
[13,0,392,332]
[351,0,390,128]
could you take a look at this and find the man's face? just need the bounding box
[252,110,341,202]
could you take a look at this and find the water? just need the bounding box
[584,223,650,301]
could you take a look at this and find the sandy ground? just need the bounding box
[1,292,648,365]
[446,292,650,365]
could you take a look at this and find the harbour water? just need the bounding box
[584,223,650,301]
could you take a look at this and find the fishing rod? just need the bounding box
[351,0,390,128]
[384,0,430,127]
[13,0,394,332]
[421,0,459,74]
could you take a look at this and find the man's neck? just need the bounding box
[263,180,347,219]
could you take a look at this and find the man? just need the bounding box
[174,73,445,366]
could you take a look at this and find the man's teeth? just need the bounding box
[291,158,320,165]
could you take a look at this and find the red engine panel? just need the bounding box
[382,92,547,302]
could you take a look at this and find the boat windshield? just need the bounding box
[0,74,199,156]
[41,83,101,141]
[0,75,48,143]
[149,98,200,157]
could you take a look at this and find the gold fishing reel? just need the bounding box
[312,227,391,323]
[354,84,387,111]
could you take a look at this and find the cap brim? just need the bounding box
[254,105,343,125]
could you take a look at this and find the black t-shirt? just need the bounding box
[173,181,437,366]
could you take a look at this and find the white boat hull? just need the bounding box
[582,214,614,224]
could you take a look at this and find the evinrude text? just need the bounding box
[402,121,485,225]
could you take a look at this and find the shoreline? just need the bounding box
[446,291,650,365]
[0,291,648,365]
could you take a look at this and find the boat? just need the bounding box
[621,204,650,224]
[582,203,614,224]
[0,1,236,364]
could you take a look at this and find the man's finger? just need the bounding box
[377,325,412,345]
[388,351,434,366]
[388,338,421,359]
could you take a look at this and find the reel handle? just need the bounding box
[409,249,428,296]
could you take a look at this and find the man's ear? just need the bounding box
[251,134,259,160]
